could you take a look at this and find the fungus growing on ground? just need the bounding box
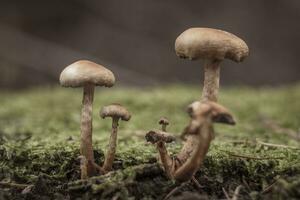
[159,117,169,131]
[145,117,175,178]
[175,28,249,101]
[146,102,235,182]
[174,101,235,182]
[60,60,115,177]
[100,103,131,172]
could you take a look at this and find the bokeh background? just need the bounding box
[0,0,299,89]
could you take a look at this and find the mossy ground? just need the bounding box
[0,84,299,199]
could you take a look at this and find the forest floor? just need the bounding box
[0,84,299,200]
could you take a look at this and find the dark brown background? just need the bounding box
[0,0,299,88]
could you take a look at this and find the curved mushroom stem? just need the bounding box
[80,84,96,177]
[202,59,221,102]
[103,117,119,172]
[174,119,213,182]
[175,134,199,165]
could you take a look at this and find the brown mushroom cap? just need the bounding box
[145,130,176,144]
[159,117,169,126]
[175,28,249,62]
[59,60,115,87]
[100,103,131,121]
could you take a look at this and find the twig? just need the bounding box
[232,185,242,200]
[261,177,280,194]
[224,151,284,160]
[0,182,31,189]
[242,178,251,192]
[191,177,204,189]
[230,139,300,150]
[222,187,230,200]
[256,140,300,150]
[163,182,188,200]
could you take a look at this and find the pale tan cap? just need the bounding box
[59,60,115,87]
[175,28,249,62]
[100,103,131,121]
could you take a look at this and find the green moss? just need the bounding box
[0,84,300,199]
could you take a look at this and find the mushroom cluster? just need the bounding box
[145,27,248,183]
[60,60,130,178]
[145,102,235,182]
[59,27,248,183]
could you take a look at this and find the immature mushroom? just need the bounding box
[174,101,235,182]
[159,117,169,131]
[175,28,249,102]
[145,117,175,178]
[145,130,175,178]
[60,60,115,177]
[100,103,131,172]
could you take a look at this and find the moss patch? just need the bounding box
[0,84,300,199]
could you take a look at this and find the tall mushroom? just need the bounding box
[100,103,131,172]
[60,60,115,177]
[175,28,249,102]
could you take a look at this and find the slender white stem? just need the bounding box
[103,117,119,172]
[80,84,96,177]
[202,59,221,102]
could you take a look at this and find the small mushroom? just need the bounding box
[174,101,235,182]
[60,60,115,177]
[175,28,249,102]
[159,117,169,131]
[145,117,175,178]
[145,130,175,178]
[100,103,131,172]
[145,130,175,144]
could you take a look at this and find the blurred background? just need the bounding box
[0,0,299,89]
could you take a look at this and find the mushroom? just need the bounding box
[159,117,169,131]
[145,130,176,144]
[174,101,235,182]
[175,28,249,102]
[145,117,175,178]
[60,60,115,177]
[100,103,131,172]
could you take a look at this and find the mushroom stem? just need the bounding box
[80,84,96,177]
[175,135,199,165]
[78,156,88,180]
[157,141,173,178]
[174,119,213,182]
[103,117,119,172]
[201,59,221,102]
[161,124,167,132]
